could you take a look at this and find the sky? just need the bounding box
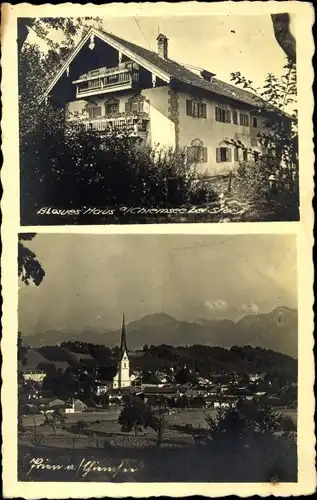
[19,234,297,336]
[26,14,295,90]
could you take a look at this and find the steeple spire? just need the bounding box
[120,313,128,356]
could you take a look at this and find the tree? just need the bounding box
[150,411,166,447]
[206,399,282,442]
[18,234,45,286]
[271,14,296,64]
[175,367,197,385]
[75,419,88,435]
[18,332,28,366]
[143,344,149,356]
[53,408,67,428]
[17,17,101,58]
[228,59,298,221]
[118,397,153,435]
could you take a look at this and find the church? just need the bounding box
[94,314,131,393]
[112,314,131,389]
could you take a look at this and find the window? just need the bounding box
[125,94,145,114]
[252,117,258,128]
[243,149,248,161]
[234,147,239,162]
[240,113,250,126]
[187,140,208,163]
[186,99,207,118]
[105,98,119,116]
[215,107,231,123]
[216,147,232,162]
[123,362,127,368]
[233,110,238,125]
[87,106,102,120]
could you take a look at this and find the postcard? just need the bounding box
[1,1,315,498]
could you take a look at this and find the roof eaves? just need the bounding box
[41,27,171,104]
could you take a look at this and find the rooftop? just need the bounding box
[44,27,266,110]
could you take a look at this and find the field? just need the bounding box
[18,406,297,482]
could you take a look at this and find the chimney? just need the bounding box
[157,33,168,59]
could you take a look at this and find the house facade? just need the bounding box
[43,27,267,176]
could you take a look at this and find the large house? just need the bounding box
[42,27,271,177]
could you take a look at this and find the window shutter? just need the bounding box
[215,107,220,121]
[226,110,231,123]
[202,103,207,118]
[227,148,232,162]
[234,148,239,162]
[216,148,221,163]
[246,114,250,127]
[239,113,243,125]
[202,147,208,163]
[186,99,193,116]
[233,110,237,124]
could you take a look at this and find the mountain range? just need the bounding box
[23,307,298,358]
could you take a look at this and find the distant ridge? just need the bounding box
[22,307,298,358]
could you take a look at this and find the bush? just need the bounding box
[206,399,282,441]
[21,119,218,224]
[234,158,299,221]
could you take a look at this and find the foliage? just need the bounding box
[118,396,153,434]
[21,119,217,224]
[18,17,101,56]
[18,234,45,286]
[206,399,282,442]
[150,412,166,447]
[75,420,88,434]
[27,419,45,446]
[228,60,298,221]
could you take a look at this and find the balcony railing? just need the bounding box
[73,63,140,97]
[68,114,149,140]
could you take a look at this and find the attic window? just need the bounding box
[200,70,215,82]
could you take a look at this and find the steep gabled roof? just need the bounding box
[42,27,263,109]
[103,30,262,107]
[120,313,128,357]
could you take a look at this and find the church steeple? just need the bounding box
[120,313,128,357]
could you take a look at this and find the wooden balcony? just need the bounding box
[73,63,140,98]
[68,113,149,141]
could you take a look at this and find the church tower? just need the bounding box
[112,314,131,388]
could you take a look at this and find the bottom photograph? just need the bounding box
[18,233,298,483]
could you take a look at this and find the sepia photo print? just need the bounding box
[18,233,298,482]
[1,2,315,497]
[18,13,299,225]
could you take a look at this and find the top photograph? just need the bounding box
[19,13,298,225]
